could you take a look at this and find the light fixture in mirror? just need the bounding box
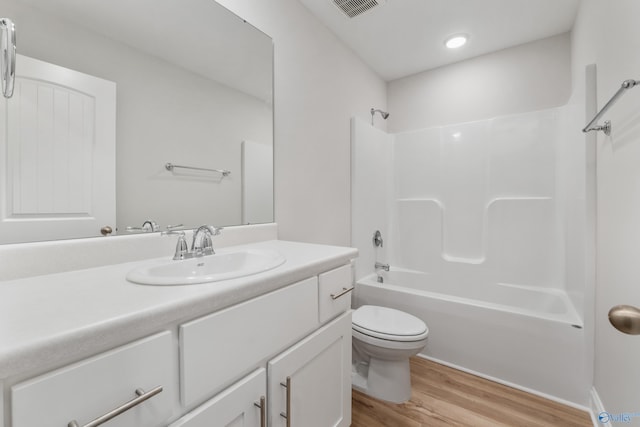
[0,0,274,244]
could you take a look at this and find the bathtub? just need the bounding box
[355,268,590,406]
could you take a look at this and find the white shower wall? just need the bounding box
[352,103,587,319]
[351,119,393,281]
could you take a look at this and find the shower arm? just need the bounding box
[370,108,389,125]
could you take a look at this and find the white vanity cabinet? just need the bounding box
[1,242,356,427]
[268,311,352,427]
[11,332,176,427]
[172,312,352,427]
[174,264,353,427]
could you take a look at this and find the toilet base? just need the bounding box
[351,357,412,403]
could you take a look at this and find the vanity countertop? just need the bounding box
[0,240,357,379]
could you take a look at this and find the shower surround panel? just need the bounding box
[393,108,566,289]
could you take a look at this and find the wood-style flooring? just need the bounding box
[351,357,592,427]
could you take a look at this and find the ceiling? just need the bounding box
[298,0,581,81]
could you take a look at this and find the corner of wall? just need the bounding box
[590,387,610,427]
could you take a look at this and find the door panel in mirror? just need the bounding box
[0,55,116,244]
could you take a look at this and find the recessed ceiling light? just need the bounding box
[445,34,468,49]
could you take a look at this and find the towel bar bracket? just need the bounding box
[592,120,611,136]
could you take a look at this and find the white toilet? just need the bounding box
[351,305,429,403]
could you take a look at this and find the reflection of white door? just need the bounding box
[0,55,116,243]
[241,140,273,224]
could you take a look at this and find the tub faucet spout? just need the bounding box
[375,262,389,272]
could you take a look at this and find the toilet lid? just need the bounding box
[352,305,428,341]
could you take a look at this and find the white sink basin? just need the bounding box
[126,248,286,285]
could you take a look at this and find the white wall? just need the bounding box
[388,33,572,132]
[215,0,387,246]
[350,118,393,280]
[572,0,640,420]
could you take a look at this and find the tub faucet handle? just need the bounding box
[373,230,383,247]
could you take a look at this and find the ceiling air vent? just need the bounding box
[332,0,386,18]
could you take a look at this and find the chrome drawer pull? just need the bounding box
[67,386,163,427]
[280,376,291,427]
[254,395,266,427]
[330,286,354,300]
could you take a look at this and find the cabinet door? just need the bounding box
[268,311,352,427]
[169,369,266,427]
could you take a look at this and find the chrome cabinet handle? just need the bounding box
[0,18,15,98]
[279,376,291,427]
[253,395,266,427]
[330,286,355,300]
[67,386,163,427]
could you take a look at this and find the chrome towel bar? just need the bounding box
[165,162,231,177]
[583,79,640,136]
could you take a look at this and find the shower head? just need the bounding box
[371,108,390,124]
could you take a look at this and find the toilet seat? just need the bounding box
[352,305,428,342]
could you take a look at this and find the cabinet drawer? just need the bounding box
[169,369,265,427]
[12,332,176,427]
[180,277,319,407]
[318,264,353,323]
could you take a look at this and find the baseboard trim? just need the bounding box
[416,354,591,413]
[590,387,609,427]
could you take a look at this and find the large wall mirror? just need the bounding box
[0,0,273,244]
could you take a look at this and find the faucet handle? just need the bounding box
[172,232,189,260]
[200,233,214,256]
[373,230,383,247]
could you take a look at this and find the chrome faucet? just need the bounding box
[163,225,223,260]
[375,262,389,272]
[191,225,223,257]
